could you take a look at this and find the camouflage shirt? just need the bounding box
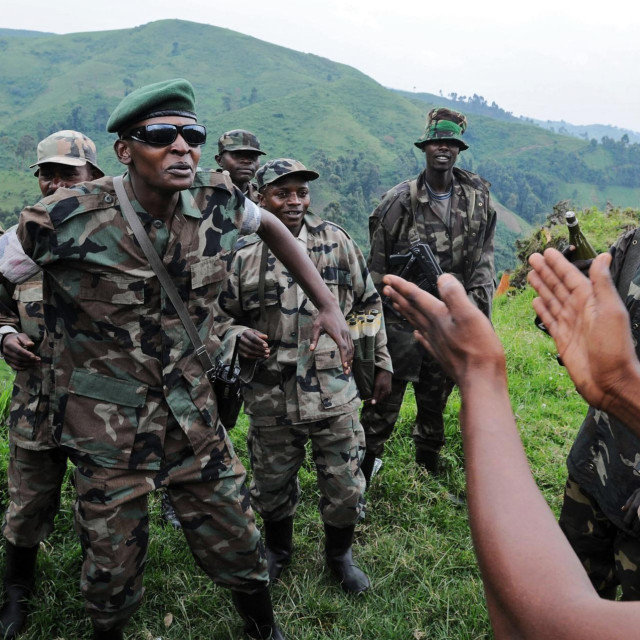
[10,171,259,469]
[213,168,260,204]
[0,274,53,450]
[567,227,640,533]
[367,166,496,381]
[215,211,392,426]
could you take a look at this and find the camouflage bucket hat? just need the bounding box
[256,158,319,191]
[217,129,265,155]
[30,130,104,176]
[414,107,469,150]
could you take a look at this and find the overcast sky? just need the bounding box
[3,0,639,131]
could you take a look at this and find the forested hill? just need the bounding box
[1,19,638,270]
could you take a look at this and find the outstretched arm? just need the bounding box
[382,273,640,639]
[258,211,352,373]
[528,248,640,429]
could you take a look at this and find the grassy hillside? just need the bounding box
[1,19,637,271]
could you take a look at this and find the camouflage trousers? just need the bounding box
[560,475,640,600]
[247,410,366,527]
[360,359,454,458]
[73,416,267,630]
[2,444,68,547]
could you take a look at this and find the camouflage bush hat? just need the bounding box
[217,129,265,155]
[256,158,319,191]
[30,130,104,176]
[107,78,197,135]
[414,107,469,151]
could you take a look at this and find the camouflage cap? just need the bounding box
[217,129,265,155]
[256,158,319,191]
[107,78,197,135]
[29,130,104,176]
[414,107,469,151]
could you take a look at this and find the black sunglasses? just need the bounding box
[124,123,207,147]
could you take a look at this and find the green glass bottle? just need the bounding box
[565,211,597,260]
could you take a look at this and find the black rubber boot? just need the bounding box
[264,517,293,582]
[360,451,376,487]
[92,624,125,640]
[324,524,370,594]
[0,542,38,639]
[160,490,182,529]
[231,588,285,639]
[415,448,440,474]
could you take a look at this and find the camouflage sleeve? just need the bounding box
[213,251,254,372]
[465,194,497,319]
[228,187,261,236]
[609,227,637,284]
[345,233,392,373]
[15,203,57,268]
[367,198,395,294]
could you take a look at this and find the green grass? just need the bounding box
[0,283,586,639]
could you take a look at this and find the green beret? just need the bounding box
[107,78,197,135]
[414,107,469,151]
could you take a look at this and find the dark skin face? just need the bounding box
[37,162,99,197]
[114,115,202,221]
[423,140,462,192]
[258,176,310,237]
[215,150,261,191]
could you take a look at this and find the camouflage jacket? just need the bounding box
[215,211,392,426]
[9,170,259,469]
[0,274,54,450]
[213,168,260,204]
[567,227,640,533]
[367,166,496,381]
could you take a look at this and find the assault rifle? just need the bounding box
[383,243,443,317]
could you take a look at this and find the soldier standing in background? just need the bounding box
[0,130,104,639]
[0,79,353,640]
[361,108,496,480]
[215,158,392,593]
[215,129,265,203]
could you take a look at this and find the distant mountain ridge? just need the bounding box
[528,119,640,144]
[0,19,638,270]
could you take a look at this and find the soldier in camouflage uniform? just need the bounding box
[215,158,392,594]
[0,80,352,640]
[362,108,496,477]
[0,130,104,640]
[558,228,640,600]
[215,129,265,204]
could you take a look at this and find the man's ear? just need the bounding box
[114,139,133,166]
[258,190,266,207]
[90,168,103,180]
[214,154,222,168]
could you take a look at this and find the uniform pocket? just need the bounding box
[79,272,145,306]
[62,370,148,462]
[314,336,356,410]
[191,255,229,289]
